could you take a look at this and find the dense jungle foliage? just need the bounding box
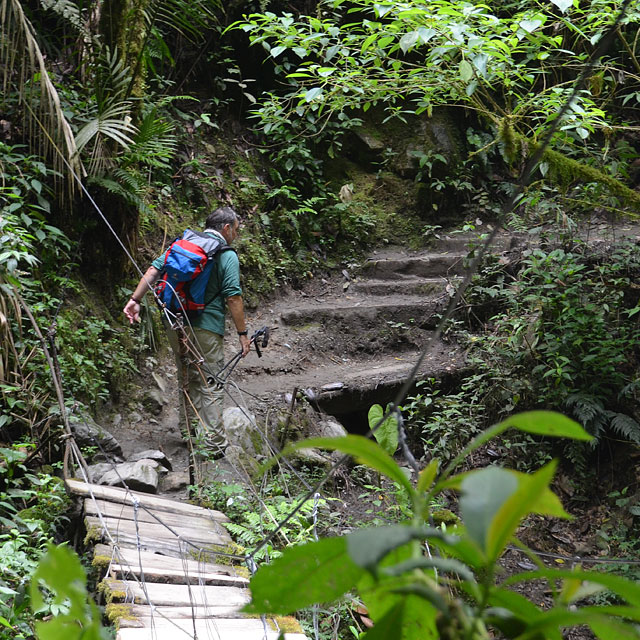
[2,0,640,637]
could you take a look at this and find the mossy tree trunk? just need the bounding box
[99,0,150,102]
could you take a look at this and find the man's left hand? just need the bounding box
[239,334,250,357]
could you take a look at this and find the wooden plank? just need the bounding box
[117,610,262,627]
[91,533,208,559]
[85,503,231,544]
[103,578,250,609]
[85,515,232,547]
[114,606,307,637]
[66,479,228,522]
[89,530,233,559]
[95,544,249,586]
[85,498,226,531]
[117,620,307,640]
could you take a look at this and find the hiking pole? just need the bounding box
[208,326,271,389]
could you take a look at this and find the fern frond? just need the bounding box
[609,413,640,445]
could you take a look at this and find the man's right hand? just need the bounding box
[123,299,141,324]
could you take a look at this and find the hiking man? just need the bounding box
[123,206,250,458]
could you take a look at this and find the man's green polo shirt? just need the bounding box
[152,231,242,336]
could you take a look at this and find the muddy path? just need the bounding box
[103,215,640,485]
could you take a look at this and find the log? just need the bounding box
[84,498,226,531]
[95,544,249,586]
[85,515,232,549]
[66,479,227,522]
[117,619,307,640]
[102,578,249,609]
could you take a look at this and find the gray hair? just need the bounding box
[205,206,238,231]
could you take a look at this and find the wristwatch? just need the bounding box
[238,330,248,336]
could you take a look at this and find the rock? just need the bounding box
[69,409,123,461]
[223,407,261,457]
[355,129,385,152]
[316,418,348,439]
[142,389,164,415]
[225,444,261,478]
[321,382,344,392]
[98,460,159,493]
[290,447,334,470]
[85,463,112,484]
[128,449,173,471]
[160,471,189,493]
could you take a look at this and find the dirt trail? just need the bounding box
[105,216,640,485]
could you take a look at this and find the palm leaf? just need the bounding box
[0,0,83,189]
[149,0,221,42]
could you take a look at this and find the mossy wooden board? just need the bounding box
[84,514,231,547]
[103,578,249,609]
[95,544,248,585]
[84,498,227,531]
[117,619,307,639]
[66,479,228,521]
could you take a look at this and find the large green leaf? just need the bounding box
[283,436,413,493]
[346,525,450,573]
[513,608,640,640]
[441,411,589,480]
[363,594,438,639]
[245,536,364,614]
[444,467,569,519]
[500,411,592,441]
[417,458,439,493]
[504,569,640,608]
[459,467,518,552]
[486,461,560,562]
[382,556,476,584]
[368,403,398,455]
[30,544,88,617]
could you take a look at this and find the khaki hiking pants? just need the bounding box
[165,321,227,454]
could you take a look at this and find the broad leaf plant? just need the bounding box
[246,412,640,639]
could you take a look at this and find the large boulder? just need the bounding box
[129,449,173,471]
[69,408,123,461]
[98,459,161,493]
[223,407,262,457]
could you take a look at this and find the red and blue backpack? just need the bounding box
[154,229,233,318]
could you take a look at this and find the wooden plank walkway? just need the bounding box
[66,479,307,640]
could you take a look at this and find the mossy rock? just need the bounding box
[190,541,247,568]
[269,616,304,633]
[105,603,137,627]
[92,554,112,571]
[348,107,466,179]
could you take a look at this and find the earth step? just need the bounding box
[95,543,249,586]
[351,276,458,296]
[362,252,468,279]
[280,298,443,329]
[432,231,527,253]
[239,343,464,414]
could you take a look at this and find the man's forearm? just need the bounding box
[131,266,161,301]
[226,295,246,332]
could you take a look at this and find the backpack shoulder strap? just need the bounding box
[202,246,237,307]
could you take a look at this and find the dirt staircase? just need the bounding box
[238,230,520,422]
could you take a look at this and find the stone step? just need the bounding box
[432,231,526,253]
[362,253,468,279]
[280,299,443,329]
[350,276,458,296]
[237,340,465,415]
